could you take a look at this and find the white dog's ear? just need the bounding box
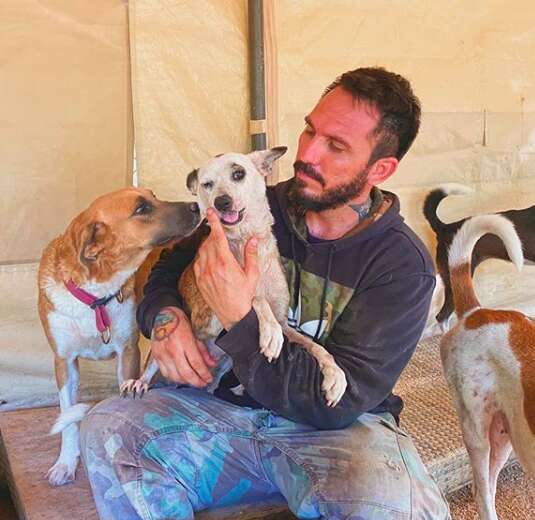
[249,146,287,176]
[186,168,199,195]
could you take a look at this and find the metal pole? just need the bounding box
[248,0,267,151]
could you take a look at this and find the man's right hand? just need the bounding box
[150,306,217,387]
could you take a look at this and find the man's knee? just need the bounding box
[79,395,148,463]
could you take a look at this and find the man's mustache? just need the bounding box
[293,161,325,187]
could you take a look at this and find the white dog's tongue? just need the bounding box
[220,211,239,224]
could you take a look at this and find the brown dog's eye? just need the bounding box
[134,200,152,216]
[232,169,245,181]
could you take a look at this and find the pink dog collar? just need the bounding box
[64,280,123,344]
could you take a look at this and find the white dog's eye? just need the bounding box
[232,169,245,181]
[201,181,214,190]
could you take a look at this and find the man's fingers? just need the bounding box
[206,208,227,241]
[170,346,209,388]
[154,348,182,383]
[197,340,218,368]
[184,342,214,384]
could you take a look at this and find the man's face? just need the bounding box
[292,87,380,211]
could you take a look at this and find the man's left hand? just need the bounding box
[194,208,259,330]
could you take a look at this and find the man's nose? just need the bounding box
[299,135,322,165]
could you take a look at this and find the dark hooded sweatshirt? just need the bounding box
[136,179,435,430]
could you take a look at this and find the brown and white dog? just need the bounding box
[122,148,347,407]
[439,214,534,520]
[423,184,535,331]
[38,188,200,486]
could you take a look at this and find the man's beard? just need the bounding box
[290,160,368,212]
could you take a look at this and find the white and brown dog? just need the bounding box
[440,214,534,520]
[122,148,347,407]
[38,188,200,486]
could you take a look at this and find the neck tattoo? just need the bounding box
[349,197,372,221]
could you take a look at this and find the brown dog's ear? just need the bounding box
[248,146,287,176]
[186,168,199,195]
[80,222,108,267]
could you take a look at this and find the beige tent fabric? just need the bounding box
[130,0,250,200]
[0,0,133,263]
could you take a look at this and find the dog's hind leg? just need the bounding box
[48,356,81,486]
[457,401,499,520]
[436,273,455,330]
[488,411,512,501]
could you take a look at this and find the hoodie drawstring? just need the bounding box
[313,244,335,341]
[290,234,301,313]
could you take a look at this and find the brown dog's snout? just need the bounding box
[189,202,200,214]
[214,194,233,212]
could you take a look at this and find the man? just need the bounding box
[81,67,450,519]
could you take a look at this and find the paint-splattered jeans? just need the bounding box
[80,387,450,519]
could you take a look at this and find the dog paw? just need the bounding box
[258,321,284,362]
[320,363,347,407]
[120,379,149,399]
[47,460,77,486]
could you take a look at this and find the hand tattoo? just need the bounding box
[152,310,179,341]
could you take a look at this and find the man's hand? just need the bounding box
[151,306,217,387]
[194,208,259,330]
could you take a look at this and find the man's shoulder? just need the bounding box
[385,221,435,275]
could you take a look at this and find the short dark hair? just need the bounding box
[323,67,421,162]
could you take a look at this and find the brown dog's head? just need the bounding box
[66,188,200,280]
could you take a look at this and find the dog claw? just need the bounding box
[47,460,77,487]
[120,379,149,399]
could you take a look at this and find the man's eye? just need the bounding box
[201,181,214,190]
[304,124,314,135]
[329,140,345,152]
[232,169,245,181]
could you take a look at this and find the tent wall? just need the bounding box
[130,0,250,200]
[0,0,133,263]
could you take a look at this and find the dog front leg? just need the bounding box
[117,331,141,384]
[48,356,81,486]
[120,350,159,399]
[283,325,347,407]
[252,297,284,362]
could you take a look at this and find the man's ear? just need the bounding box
[248,146,287,176]
[186,168,199,195]
[366,157,398,186]
[80,222,108,267]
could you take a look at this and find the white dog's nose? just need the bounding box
[214,194,233,212]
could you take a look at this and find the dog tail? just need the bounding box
[448,215,523,318]
[50,403,92,435]
[423,184,473,234]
